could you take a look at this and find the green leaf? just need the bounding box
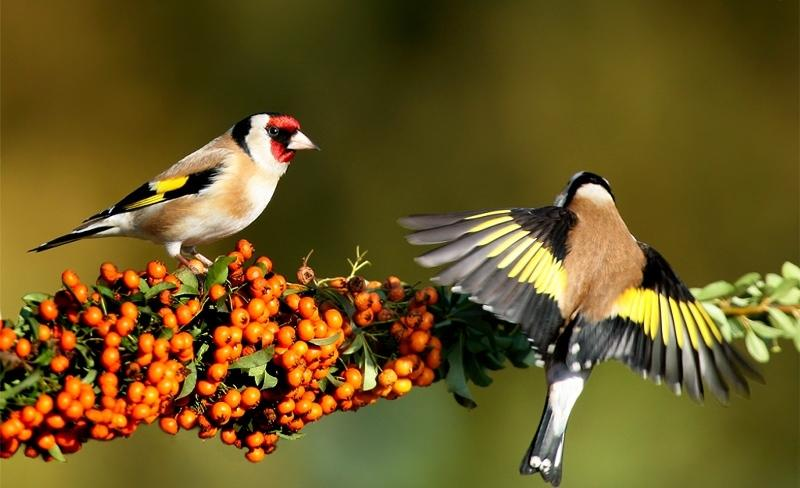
[325,372,344,388]
[765,273,783,291]
[309,331,341,346]
[229,346,274,370]
[727,318,745,339]
[341,334,364,355]
[749,319,785,339]
[176,362,197,400]
[174,267,199,291]
[96,284,116,300]
[776,288,800,306]
[175,284,200,297]
[744,330,770,363]
[0,370,42,401]
[702,303,728,328]
[781,261,800,281]
[48,444,66,462]
[21,292,49,307]
[361,354,378,391]
[277,431,305,440]
[445,335,477,409]
[734,272,761,290]
[769,278,799,301]
[767,308,797,335]
[718,319,733,342]
[247,365,278,389]
[694,281,735,301]
[143,281,177,300]
[205,256,236,290]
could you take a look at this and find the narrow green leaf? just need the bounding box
[767,308,797,335]
[309,331,341,346]
[229,346,274,369]
[205,256,236,290]
[703,303,728,329]
[96,284,116,300]
[769,278,799,301]
[749,319,785,339]
[694,281,735,301]
[48,444,66,462]
[176,362,197,399]
[718,319,733,342]
[765,273,783,290]
[734,272,761,290]
[325,372,344,388]
[143,281,177,300]
[277,431,305,440]
[341,334,364,355]
[776,288,800,306]
[445,335,477,409]
[727,318,745,339]
[0,370,42,401]
[781,261,800,281]
[744,330,770,363]
[362,352,378,391]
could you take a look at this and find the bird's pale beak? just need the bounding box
[287,131,320,151]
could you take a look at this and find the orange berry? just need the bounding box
[245,447,265,462]
[60,330,77,351]
[175,305,193,326]
[298,297,317,319]
[38,299,59,322]
[159,417,179,435]
[120,301,138,320]
[100,262,120,283]
[131,403,150,420]
[138,333,155,353]
[285,293,301,311]
[237,239,255,259]
[209,284,226,301]
[153,338,170,360]
[122,269,140,289]
[319,394,337,414]
[36,433,56,451]
[104,331,121,348]
[277,326,296,347]
[220,428,237,445]
[296,319,315,342]
[286,368,304,387]
[247,298,267,320]
[14,338,31,358]
[409,330,430,353]
[245,266,263,282]
[101,347,120,372]
[213,326,232,347]
[230,308,249,328]
[61,269,80,288]
[178,409,198,429]
[37,324,51,342]
[223,389,241,408]
[0,329,14,352]
[394,357,414,377]
[243,323,264,344]
[241,387,261,409]
[323,309,343,330]
[354,309,374,327]
[207,363,228,382]
[50,355,69,373]
[425,348,442,369]
[35,394,54,415]
[277,399,295,415]
[344,368,363,389]
[210,402,232,424]
[392,378,413,395]
[334,383,355,401]
[147,261,167,279]
[414,367,435,386]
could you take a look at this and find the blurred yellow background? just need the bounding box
[1,1,797,487]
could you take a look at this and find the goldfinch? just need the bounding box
[31,112,318,267]
[400,171,761,486]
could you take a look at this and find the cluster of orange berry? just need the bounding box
[0,240,446,463]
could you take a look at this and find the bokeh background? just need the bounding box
[1,1,798,487]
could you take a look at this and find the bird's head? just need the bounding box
[554,171,615,207]
[231,113,319,172]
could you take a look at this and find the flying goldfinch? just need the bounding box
[400,171,761,486]
[31,113,318,267]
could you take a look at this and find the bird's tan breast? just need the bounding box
[560,199,644,322]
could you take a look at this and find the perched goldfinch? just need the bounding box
[31,113,318,267]
[400,171,761,486]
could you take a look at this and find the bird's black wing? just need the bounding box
[84,167,221,222]
[400,207,576,351]
[567,242,762,403]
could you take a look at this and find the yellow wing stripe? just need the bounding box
[697,304,724,343]
[688,302,714,347]
[486,230,529,258]
[477,224,521,246]
[518,245,546,283]
[497,237,534,269]
[468,216,513,232]
[659,295,671,346]
[508,241,541,278]
[679,301,700,349]
[124,194,166,210]
[153,176,189,193]
[465,209,511,220]
[668,298,686,349]
[646,291,659,339]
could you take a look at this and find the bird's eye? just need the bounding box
[267,126,280,137]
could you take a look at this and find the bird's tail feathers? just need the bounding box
[29,224,115,252]
[520,396,566,486]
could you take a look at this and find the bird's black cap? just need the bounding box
[555,171,614,207]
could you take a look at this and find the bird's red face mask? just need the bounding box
[266,115,318,163]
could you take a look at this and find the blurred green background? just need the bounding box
[1,1,797,487]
